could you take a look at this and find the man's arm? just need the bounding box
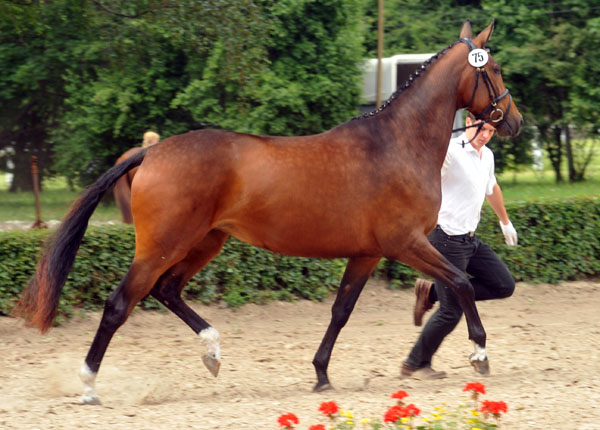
[486,183,509,224]
[486,183,517,246]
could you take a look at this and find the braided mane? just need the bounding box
[354,40,461,120]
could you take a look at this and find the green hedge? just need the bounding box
[1,196,599,319]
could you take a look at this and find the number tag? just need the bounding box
[468,49,489,67]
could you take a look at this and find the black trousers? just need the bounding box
[405,226,515,369]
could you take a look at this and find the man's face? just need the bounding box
[465,117,496,152]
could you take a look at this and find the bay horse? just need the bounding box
[113,131,160,224]
[16,20,522,404]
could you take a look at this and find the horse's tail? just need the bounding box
[14,149,148,332]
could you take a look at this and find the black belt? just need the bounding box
[435,225,475,239]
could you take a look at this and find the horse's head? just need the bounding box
[456,20,523,137]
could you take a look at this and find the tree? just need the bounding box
[2,0,366,187]
[484,0,600,182]
[363,0,485,57]
[51,0,270,185]
[0,1,92,190]
[174,0,366,136]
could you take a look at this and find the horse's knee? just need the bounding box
[452,276,475,301]
[101,288,132,329]
[151,274,183,303]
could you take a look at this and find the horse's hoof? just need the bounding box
[202,353,221,377]
[80,394,102,405]
[313,382,334,392]
[469,354,490,375]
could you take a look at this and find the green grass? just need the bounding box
[0,176,120,222]
[498,172,600,202]
[497,151,600,201]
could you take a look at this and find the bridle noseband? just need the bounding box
[452,37,513,141]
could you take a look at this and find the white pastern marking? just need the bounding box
[79,363,100,404]
[471,342,487,361]
[199,327,221,360]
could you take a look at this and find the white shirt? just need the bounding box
[437,132,497,235]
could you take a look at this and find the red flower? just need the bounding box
[277,412,299,428]
[384,405,404,423]
[481,400,508,416]
[309,425,326,430]
[318,401,339,416]
[391,390,409,401]
[404,403,421,417]
[463,382,486,395]
[384,404,420,423]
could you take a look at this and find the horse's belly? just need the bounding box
[219,219,380,259]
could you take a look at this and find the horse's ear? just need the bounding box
[475,19,495,47]
[459,20,472,39]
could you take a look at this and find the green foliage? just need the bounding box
[488,126,534,175]
[0,0,89,190]
[363,0,484,57]
[250,0,366,135]
[175,0,366,136]
[1,0,366,188]
[483,0,600,182]
[0,229,44,314]
[50,0,271,185]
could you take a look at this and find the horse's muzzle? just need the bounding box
[498,113,523,138]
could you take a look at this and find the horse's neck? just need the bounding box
[376,49,463,166]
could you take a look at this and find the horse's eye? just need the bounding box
[493,67,502,75]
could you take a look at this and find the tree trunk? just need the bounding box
[539,124,563,183]
[9,151,35,192]
[564,124,576,182]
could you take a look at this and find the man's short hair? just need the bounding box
[466,111,476,122]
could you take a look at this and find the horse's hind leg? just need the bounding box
[79,250,188,405]
[150,229,229,377]
[312,256,380,392]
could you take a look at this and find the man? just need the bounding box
[401,112,518,380]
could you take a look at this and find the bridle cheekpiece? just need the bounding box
[452,37,512,140]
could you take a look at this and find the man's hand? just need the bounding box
[499,220,518,246]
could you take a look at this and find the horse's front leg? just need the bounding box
[398,235,488,371]
[312,257,380,392]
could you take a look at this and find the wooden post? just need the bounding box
[376,0,384,108]
[30,156,47,229]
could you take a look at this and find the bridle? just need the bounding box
[452,37,513,142]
